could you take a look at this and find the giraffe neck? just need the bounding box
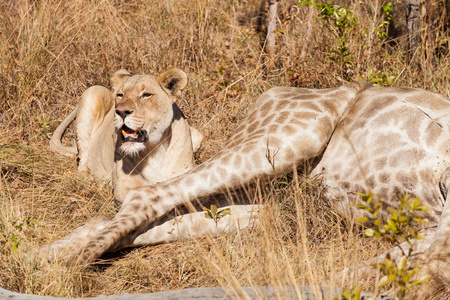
[129,84,368,217]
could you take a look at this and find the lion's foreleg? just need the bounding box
[189,125,203,153]
[112,204,262,250]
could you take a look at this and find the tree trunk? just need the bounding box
[406,0,422,58]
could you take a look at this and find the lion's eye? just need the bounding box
[142,93,153,98]
[116,93,123,98]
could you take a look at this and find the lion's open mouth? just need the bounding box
[121,125,147,143]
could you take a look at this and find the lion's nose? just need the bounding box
[115,109,133,120]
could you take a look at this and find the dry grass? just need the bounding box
[0,0,449,298]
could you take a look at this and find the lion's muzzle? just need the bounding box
[121,125,147,143]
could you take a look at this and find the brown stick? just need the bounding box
[300,4,315,62]
[230,5,241,74]
[267,0,278,60]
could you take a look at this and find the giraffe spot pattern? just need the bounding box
[241,143,255,154]
[220,154,231,164]
[288,102,299,109]
[296,101,321,112]
[233,154,242,167]
[269,124,279,134]
[292,94,319,101]
[136,195,154,204]
[261,114,276,127]
[281,125,296,135]
[259,100,275,115]
[275,100,291,110]
[130,202,142,212]
[246,121,260,134]
[366,176,376,189]
[275,111,291,124]
[425,122,442,146]
[293,111,319,121]
[320,100,339,115]
[247,111,258,124]
[251,153,262,168]
[283,147,296,162]
[378,172,390,184]
[289,118,309,129]
[395,172,418,191]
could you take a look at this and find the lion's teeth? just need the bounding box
[122,128,138,138]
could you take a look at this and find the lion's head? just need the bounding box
[111,68,188,155]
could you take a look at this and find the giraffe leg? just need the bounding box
[339,228,436,282]
[421,170,450,274]
[412,171,450,297]
[36,217,111,262]
[348,171,450,296]
[370,229,435,264]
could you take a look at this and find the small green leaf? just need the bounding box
[356,204,369,209]
[351,286,362,300]
[364,229,375,237]
[410,197,420,209]
[411,274,430,286]
[379,275,389,287]
[386,219,398,231]
[374,219,380,226]
[397,255,407,271]
[203,206,214,219]
[218,208,231,217]
[416,205,430,211]
[412,217,426,223]
[356,217,369,223]
[211,205,218,215]
[341,289,350,299]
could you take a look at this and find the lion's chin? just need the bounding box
[116,125,149,156]
[118,141,146,156]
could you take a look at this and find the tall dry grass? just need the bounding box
[0,0,449,298]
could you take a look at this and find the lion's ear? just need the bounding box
[158,68,187,97]
[111,69,131,90]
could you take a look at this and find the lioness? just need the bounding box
[50,68,203,202]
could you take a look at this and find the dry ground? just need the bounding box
[0,0,449,298]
